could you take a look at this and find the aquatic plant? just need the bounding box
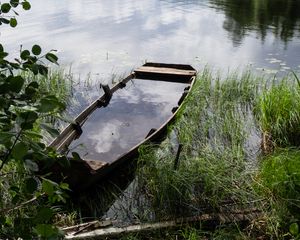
[135,68,262,220]
[254,74,300,152]
[22,68,74,105]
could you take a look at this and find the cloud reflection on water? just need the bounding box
[1,0,299,80]
[69,80,187,162]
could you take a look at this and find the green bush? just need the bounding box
[0,1,70,238]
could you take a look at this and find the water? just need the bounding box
[68,79,188,163]
[1,0,300,80]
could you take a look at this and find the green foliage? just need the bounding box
[0,1,69,238]
[257,149,300,236]
[136,69,260,220]
[254,75,300,147]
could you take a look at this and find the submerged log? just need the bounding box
[64,208,261,239]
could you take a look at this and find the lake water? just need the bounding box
[1,0,300,81]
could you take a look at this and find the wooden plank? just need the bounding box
[143,62,196,70]
[135,66,196,77]
[83,159,109,171]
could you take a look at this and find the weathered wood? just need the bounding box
[134,62,197,83]
[173,143,183,170]
[100,84,112,107]
[135,66,196,77]
[83,159,108,171]
[49,74,135,150]
[145,128,157,138]
[63,220,113,236]
[143,62,196,70]
[64,208,261,239]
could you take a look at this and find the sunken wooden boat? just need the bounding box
[49,63,197,191]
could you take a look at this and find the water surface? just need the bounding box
[1,0,299,80]
[68,79,187,162]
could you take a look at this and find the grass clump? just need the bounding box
[135,68,262,221]
[129,70,300,238]
[22,68,74,104]
[255,149,300,238]
[254,76,300,151]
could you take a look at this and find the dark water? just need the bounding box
[1,0,300,80]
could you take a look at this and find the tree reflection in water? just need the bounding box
[210,0,300,45]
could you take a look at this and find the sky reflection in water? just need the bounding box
[1,0,300,79]
[1,0,300,161]
[68,79,187,162]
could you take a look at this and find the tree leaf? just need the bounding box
[31,64,39,75]
[18,111,38,129]
[23,130,43,139]
[25,177,38,194]
[10,0,20,8]
[59,182,69,190]
[20,49,30,60]
[35,207,54,223]
[12,142,28,161]
[72,152,82,161]
[22,1,31,10]
[0,17,10,24]
[40,123,60,137]
[9,76,24,93]
[38,95,64,113]
[0,131,14,142]
[1,3,11,13]
[42,179,57,196]
[34,224,57,238]
[290,222,299,236]
[45,53,58,65]
[9,18,17,27]
[25,159,39,172]
[32,45,41,56]
[37,64,48,75]
[24,81,39,95]
[19,110,38,124]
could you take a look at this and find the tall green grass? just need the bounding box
[255,148,300,238]
[254,75,300,150]
[22,68,74,104]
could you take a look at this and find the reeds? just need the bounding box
[135,68,262,220]
[22,67,74,105]
[254,74,300,151]
[126,69,300,238]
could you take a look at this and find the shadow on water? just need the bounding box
[70,159,137,220]
[209,0,300,45]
